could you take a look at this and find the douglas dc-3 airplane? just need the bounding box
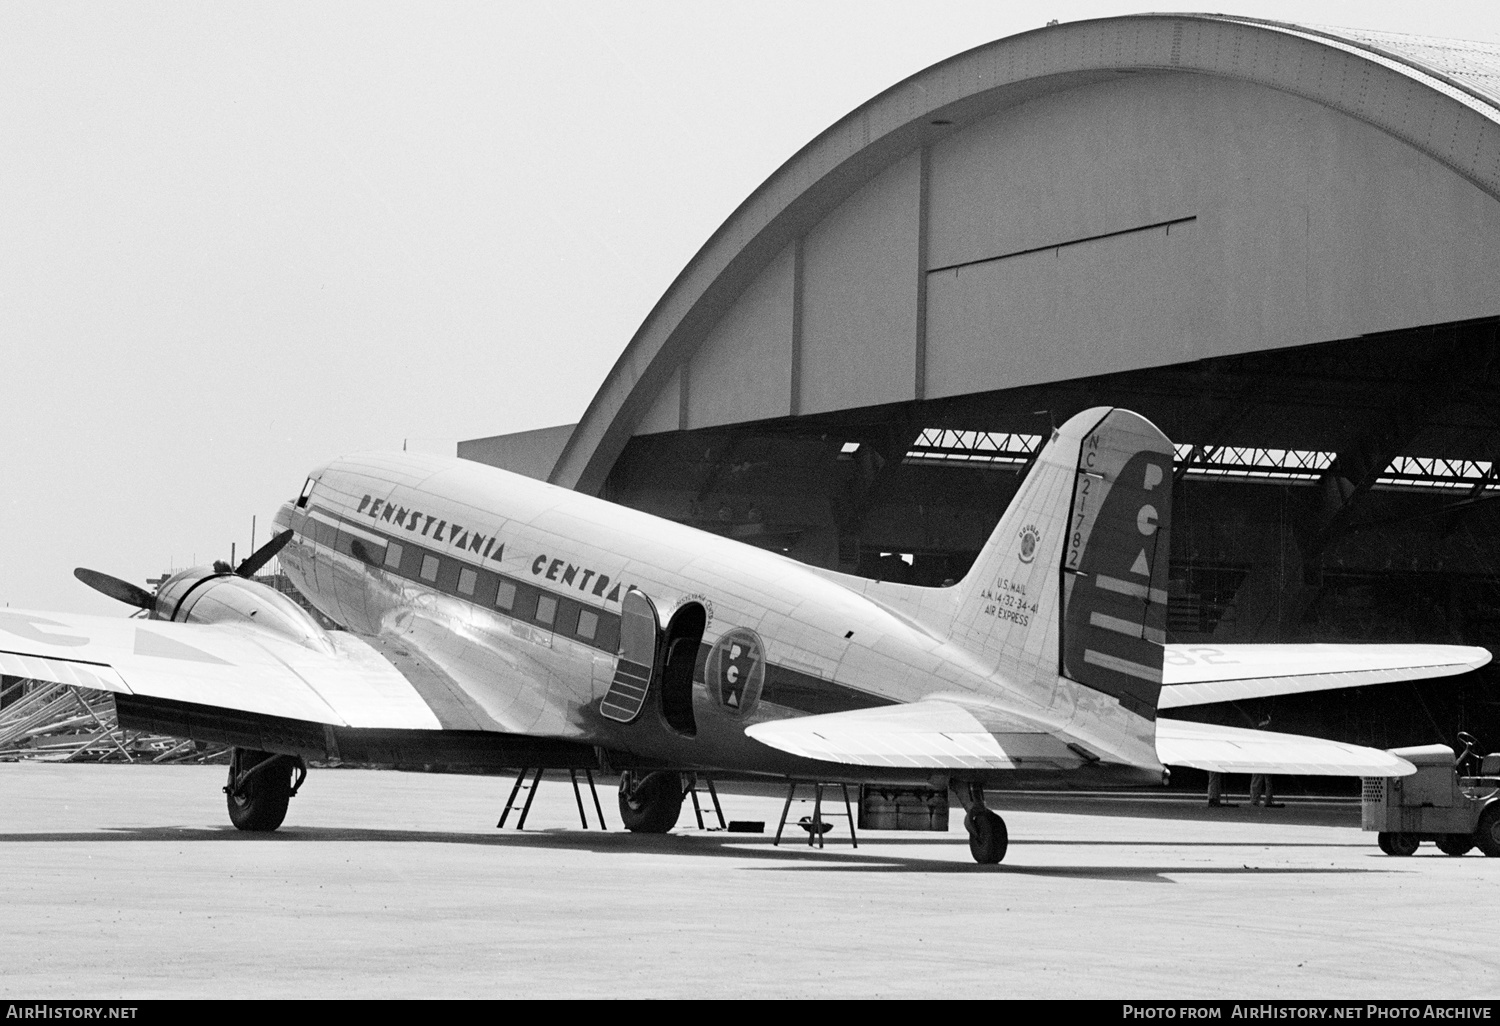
[2,408,1489,863]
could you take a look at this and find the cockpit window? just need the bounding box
[296,477,316,509]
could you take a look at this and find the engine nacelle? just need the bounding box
[152,568,335,654]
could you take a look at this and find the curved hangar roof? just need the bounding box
[550,13,1500,494]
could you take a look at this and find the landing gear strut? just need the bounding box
[617,770,684,833]
[956,782,1008,864]
[224,748,306,832]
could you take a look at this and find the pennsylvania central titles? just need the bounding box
[355,492,625,603]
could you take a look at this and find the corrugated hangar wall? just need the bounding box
[633,70,1500,433]
[465,16,1500,756]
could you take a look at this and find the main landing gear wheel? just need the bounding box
[1476,805,1500,858]
[966,808,1009,864]
[1377,831,1419,857]
[225,748,302,832]
[617,770,683,833]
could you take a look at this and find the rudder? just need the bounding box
[1057,410,1173,719]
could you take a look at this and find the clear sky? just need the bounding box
[3,0,1498,615]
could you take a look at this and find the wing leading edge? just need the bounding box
[0,608,441,730]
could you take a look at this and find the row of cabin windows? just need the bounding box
[379,539,609,648]
[529,593,600,640]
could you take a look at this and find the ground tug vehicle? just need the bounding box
[1363,733,1500,856]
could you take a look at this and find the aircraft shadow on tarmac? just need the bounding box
[0,824,1394,882]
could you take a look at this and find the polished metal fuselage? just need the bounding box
[273,450,1158,785]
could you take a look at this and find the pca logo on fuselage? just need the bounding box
[705,628,765,717]
[1017,524,1041,564]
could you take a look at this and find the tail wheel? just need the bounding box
[1476,805,1500,858]
[1378,831,1419,856]
[225,748,295,832]
[617,770,683,833]
[1436,834,1474,857]
[966,809,1008,864]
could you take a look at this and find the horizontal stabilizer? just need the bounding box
[1159,644,1491,709]
[1156,717,1416,776]
[745,701,1019,770]
[0,608,441,730]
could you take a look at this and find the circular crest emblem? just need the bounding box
[705,628,765,718]
[1018,525,1040,563]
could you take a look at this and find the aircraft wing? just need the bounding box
[1159,644,1490,709]
[0,608,441,730]
[744,700,1075,770]
[1155,717,1416,776]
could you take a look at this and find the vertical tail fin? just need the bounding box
[942,407,1174,718]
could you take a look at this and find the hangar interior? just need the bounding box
[464,15,1500,757]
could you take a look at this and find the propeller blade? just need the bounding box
[235,529,293,578]
[74,568,155,610]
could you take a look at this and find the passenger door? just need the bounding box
[599,587,660,723]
